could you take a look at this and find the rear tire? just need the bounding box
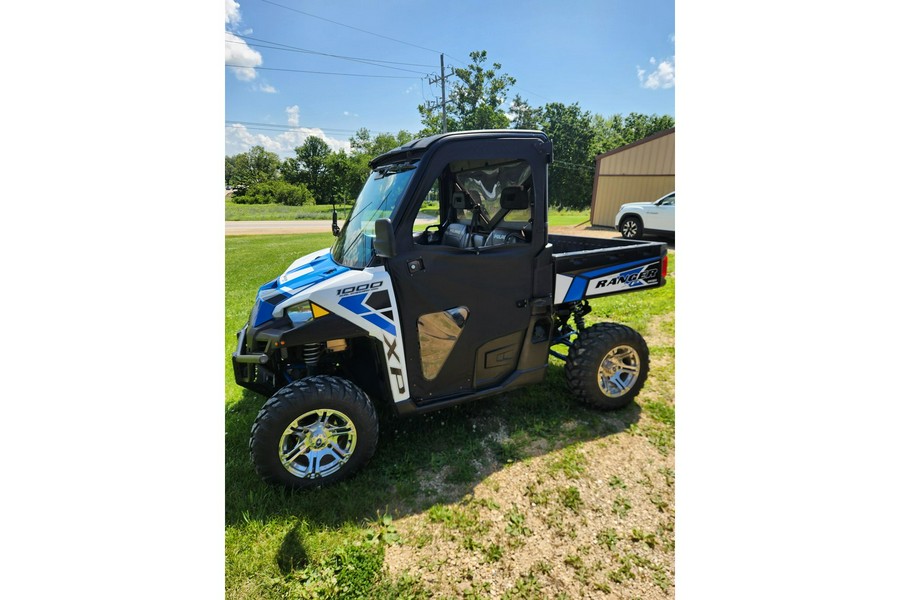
[250,375,378,490]
[565,323,650,410]
[619,216,643,239]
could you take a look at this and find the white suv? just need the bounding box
[614,191,675,239]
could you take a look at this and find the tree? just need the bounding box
[592,112,675,154]
[321,150,368,205]
[225,145,280,190]
[508,94,542,130]
[349,128,414,157]
[283,136,332,203]
[542,102,596,209]
[418,50,515,135]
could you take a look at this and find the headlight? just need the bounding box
[286,300,314,326]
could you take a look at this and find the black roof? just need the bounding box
[370,129,548,168]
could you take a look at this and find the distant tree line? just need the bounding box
[226,50,673,210]
[225,130,414,206]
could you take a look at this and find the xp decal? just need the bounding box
[299,267,410,403]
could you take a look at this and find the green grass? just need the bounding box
[547,207,591,227]
[226,200,353,221]
[226,198,587,227]
[225,234,675,599]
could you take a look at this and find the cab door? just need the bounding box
[384,146,545,403]
[644,192,675,232]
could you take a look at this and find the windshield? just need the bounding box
[331,163,417,269]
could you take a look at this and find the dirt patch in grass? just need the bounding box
[385,433,674,598]
[384,330,675,598]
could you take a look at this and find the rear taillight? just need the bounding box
[662,254,668,279]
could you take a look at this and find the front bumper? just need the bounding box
[232,325,279,397]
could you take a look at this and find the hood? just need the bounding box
[250,249,349,327]
[619,201,654,210]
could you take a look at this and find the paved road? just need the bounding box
[225,219,619,238]
[225,220,335,235]
[224,219,673,250]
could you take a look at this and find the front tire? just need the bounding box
[565,323,650,410]
[619,216,643,239]
[250,375,378,490]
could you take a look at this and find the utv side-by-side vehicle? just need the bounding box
[233,130,668,489]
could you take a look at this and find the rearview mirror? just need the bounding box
[331,205,340,236]
[373,218,397,258]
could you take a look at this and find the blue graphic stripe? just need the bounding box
[362,313,396,336]
[338,294,367,314]
[577,257,659,279]
[563,278,589,303]
[563,257,659,302]
[252,302,275,327]
[339,293,397,336]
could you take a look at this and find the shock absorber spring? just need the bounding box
[302,343,324,368]
[573,300,591,331]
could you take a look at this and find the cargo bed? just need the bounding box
[549,234,667,304]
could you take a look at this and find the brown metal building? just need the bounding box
[589,128,675,228]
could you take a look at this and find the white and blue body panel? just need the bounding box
[259,247,410,403]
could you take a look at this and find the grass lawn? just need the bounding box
[226,199,588,227]
[547,208,591,227]
[225,234,675,599]
[225,201,353,221]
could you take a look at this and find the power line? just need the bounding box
[257,0,444,55]
[229,34,435,67]
[225,123,405,140]
[552,160,595,173]
[225,63,423,79]
[510,85,553,103]
[226,35,432,74]
[254,0,467,64]
[226,120,368,134]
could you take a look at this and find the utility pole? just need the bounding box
[440,53,447,133]
[426,53,450,133]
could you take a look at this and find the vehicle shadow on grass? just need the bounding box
[224,364,643,536]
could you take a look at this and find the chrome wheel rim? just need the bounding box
[597,345,641,398]
[279,409,357,479]
[622,220,637,238]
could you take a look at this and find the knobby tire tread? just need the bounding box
[565,322,650,410]
[250,375,378,490]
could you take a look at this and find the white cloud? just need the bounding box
[225,1,263,82]
[226,123,352,158]
[225,31,261,81]
[286,105,300,126]
[225,0,241,26]
[637,57,675,90]
[343,111,359,117]
[638,36,675,90]
[258,83,277,94]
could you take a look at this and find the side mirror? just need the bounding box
[500,186,529,210]
[373,218,397,258]
[331,205,340,237]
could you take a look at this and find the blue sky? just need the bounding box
[225,0,674,157]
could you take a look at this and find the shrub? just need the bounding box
[232,181,316,206]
